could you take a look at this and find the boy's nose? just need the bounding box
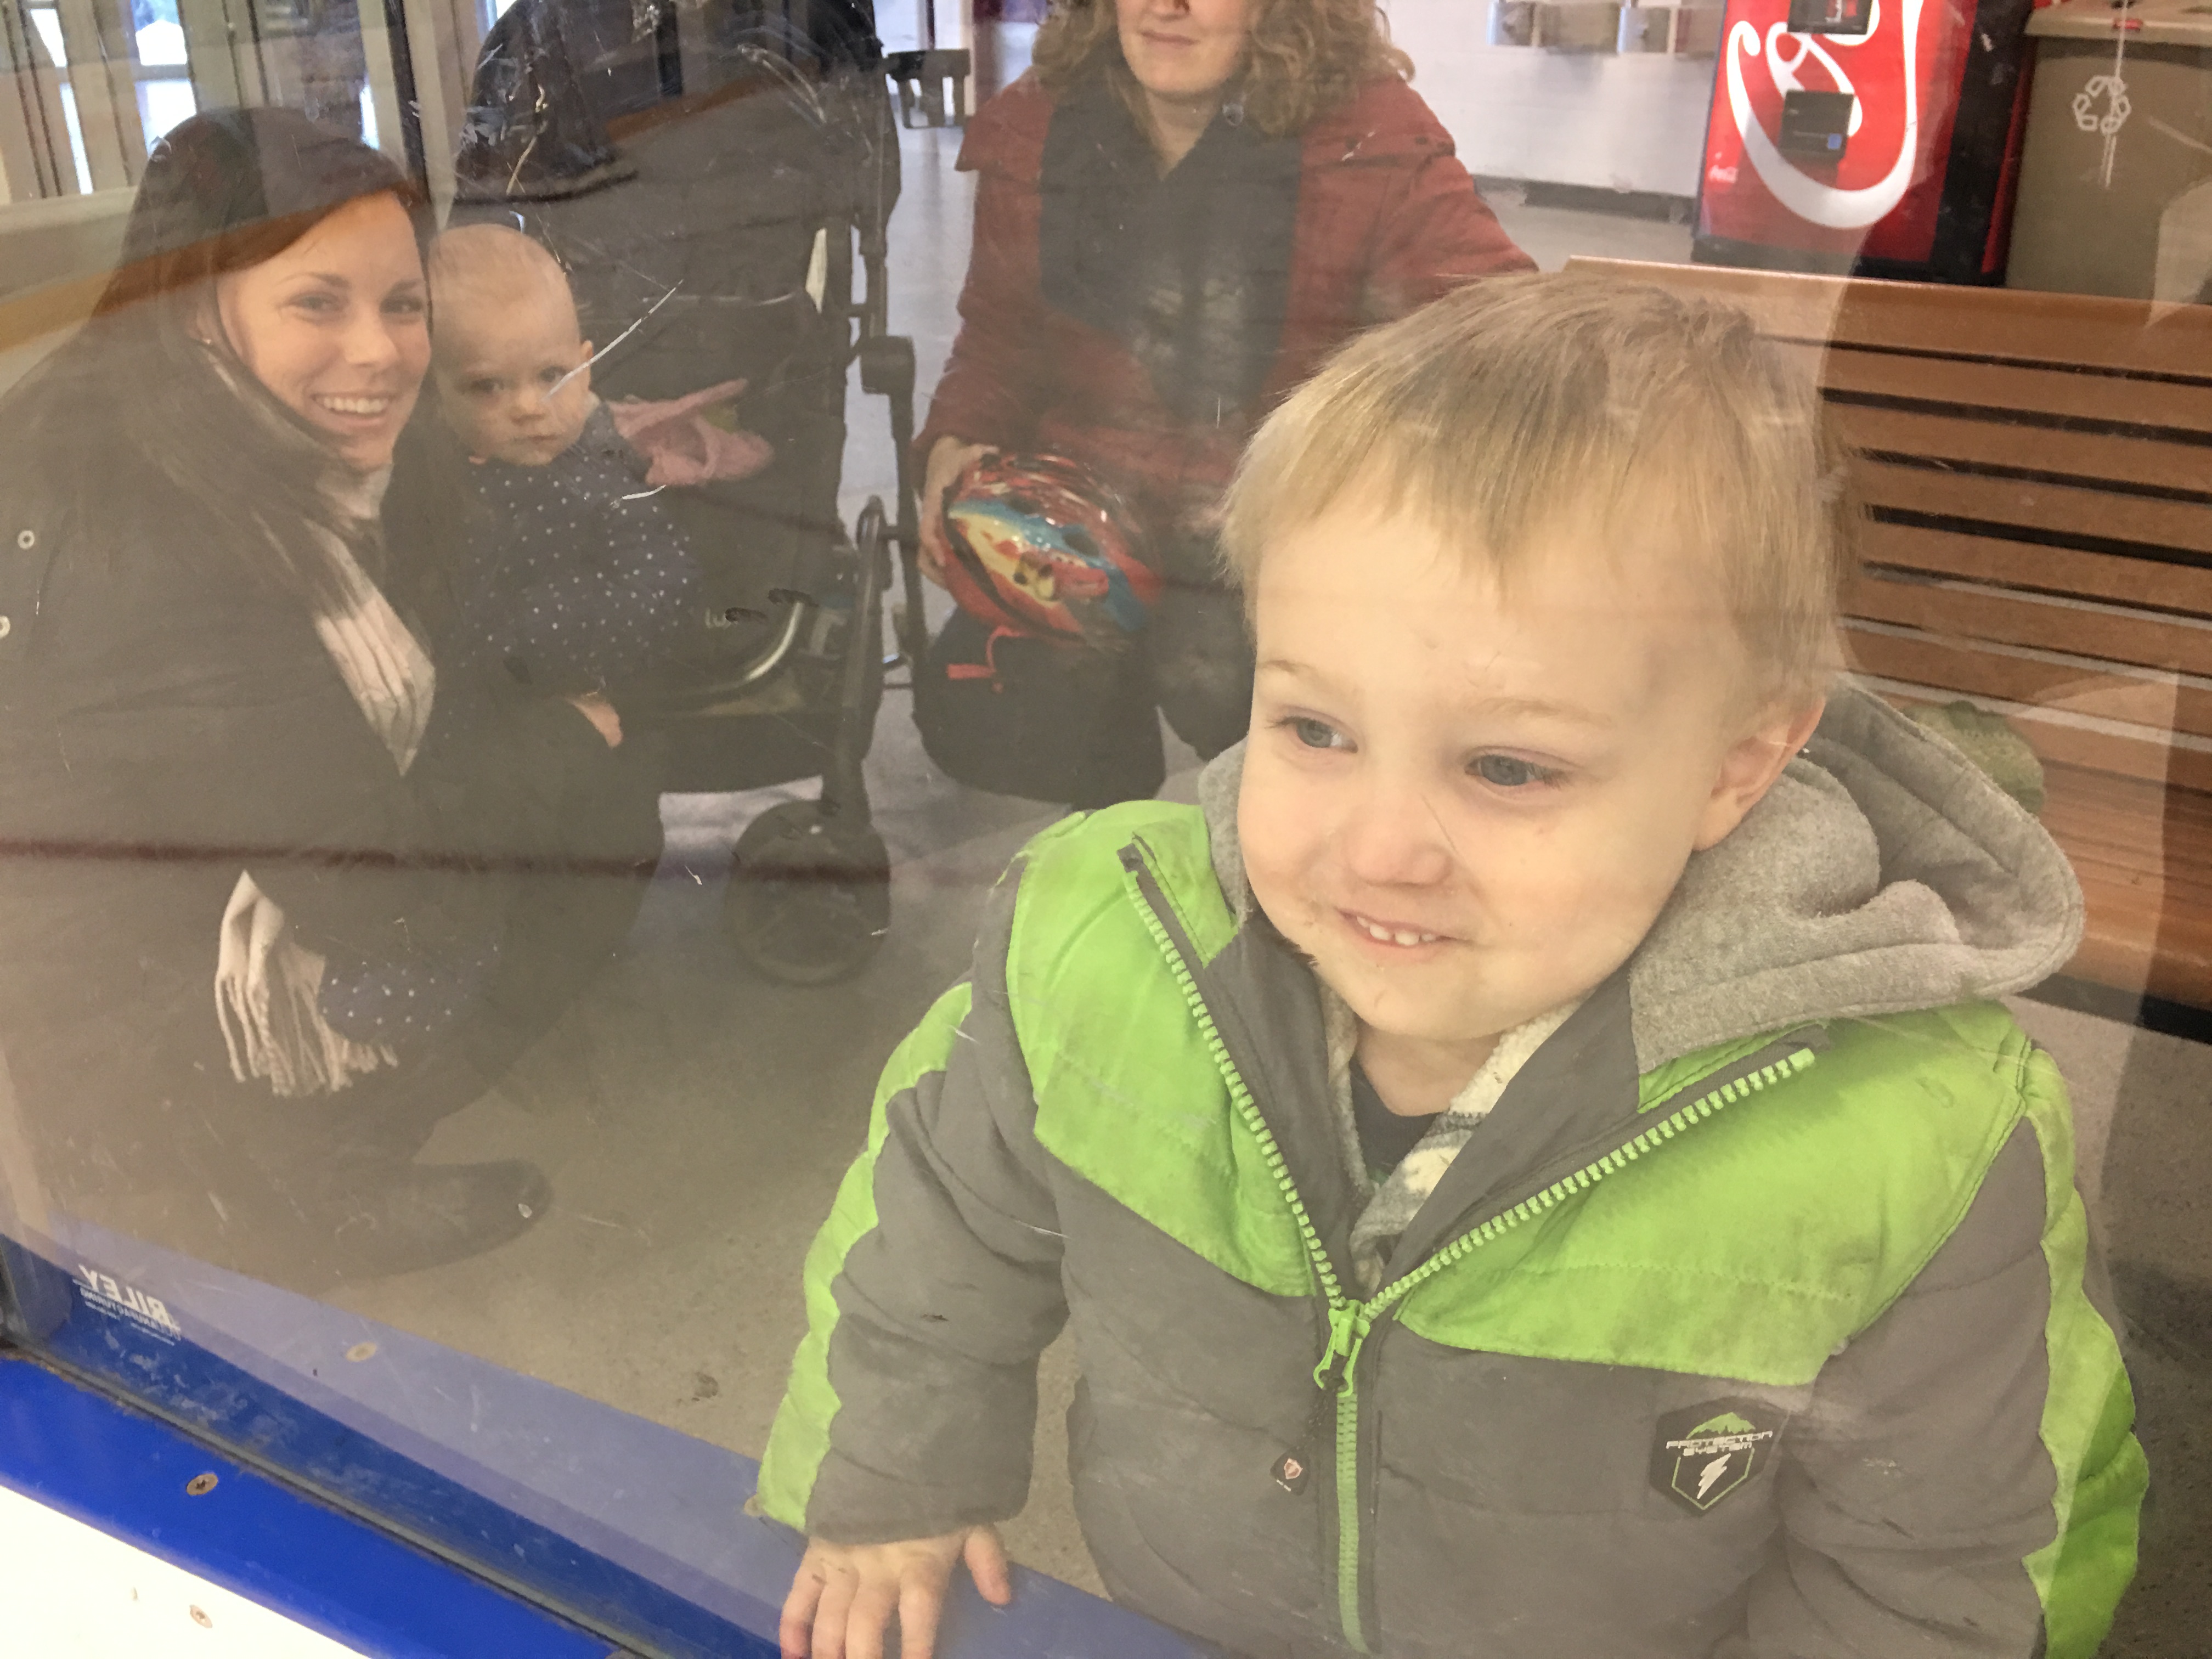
[1335,777,1458,890]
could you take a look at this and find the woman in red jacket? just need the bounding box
[912,0,1532,808]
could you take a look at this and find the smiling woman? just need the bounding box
[211,193,431,471]
[0,108,661,1290]
[902,0,1534,812]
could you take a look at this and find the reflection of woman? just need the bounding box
[0,110,659,1285]
[915,0,1532,806]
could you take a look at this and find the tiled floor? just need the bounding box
[266,117,2207,1647]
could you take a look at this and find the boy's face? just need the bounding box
[1238,492,1821,1066]
[433,283,594,466]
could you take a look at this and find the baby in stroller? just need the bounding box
[425,223,715,714]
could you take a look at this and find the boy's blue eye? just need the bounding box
[1289,718,1342,751]
[1472,754,1555,789]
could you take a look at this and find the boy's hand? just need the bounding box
[780,1526,1011,1659]
[918,437,991,588]
[562,692,623,748]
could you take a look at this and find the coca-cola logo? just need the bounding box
[1718,0,1929,229]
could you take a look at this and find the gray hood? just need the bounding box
[1197,681,2083,1075]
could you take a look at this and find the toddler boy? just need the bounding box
[759,274,2145,1659]
[426,223,697,699]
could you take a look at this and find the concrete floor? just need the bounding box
[315,123,2212,1646]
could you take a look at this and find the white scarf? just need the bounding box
[213,466,435,1096]
[311,467,435,773]
[216,871,398,1097]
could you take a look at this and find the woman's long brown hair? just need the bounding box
[4,109,439,616]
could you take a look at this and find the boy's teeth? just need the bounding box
[1355,915,1437,946]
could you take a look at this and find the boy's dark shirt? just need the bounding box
[1350,1061,1438,1176]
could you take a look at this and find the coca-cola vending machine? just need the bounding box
[1694,0,2040,283]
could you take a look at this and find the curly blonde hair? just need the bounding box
[1031,0,1413,139]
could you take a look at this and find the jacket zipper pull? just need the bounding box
[1274,1304,1361,1494]
[1312,1301,1361,1391]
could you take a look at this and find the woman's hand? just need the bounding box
[564,692,623,748]
[918,436,992,588]
[780,1526,1012,1659]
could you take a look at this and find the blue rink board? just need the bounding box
[0,1226,1211,1659]
[0,1353,619,1658]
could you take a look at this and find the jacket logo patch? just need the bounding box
[1650,1400,1781,1514]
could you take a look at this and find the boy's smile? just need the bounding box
[1237,489,1821,1110]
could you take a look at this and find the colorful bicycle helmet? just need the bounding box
[940,453,1159,651]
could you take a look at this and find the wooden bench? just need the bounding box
[1566,256,2212,1014]
[884,48,971,128]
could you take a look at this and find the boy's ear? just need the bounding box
[1692,697,1826,852]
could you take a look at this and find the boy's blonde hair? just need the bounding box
[1220,272,1857,706]
[427,223,579,344]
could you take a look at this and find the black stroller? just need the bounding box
[453,0,930,986]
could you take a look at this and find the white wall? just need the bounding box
[0,188,129,301]
[1388,0,1717,197]
[0,1482,371,1658]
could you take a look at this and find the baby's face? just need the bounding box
[1238,491,1819,1068]
[433,285,594,465]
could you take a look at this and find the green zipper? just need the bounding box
[1119,844,1820,1654]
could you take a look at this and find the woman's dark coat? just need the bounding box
[0,443,655,1191]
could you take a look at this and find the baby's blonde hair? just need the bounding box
[1220,272,1857,707]
[427,223,579,344]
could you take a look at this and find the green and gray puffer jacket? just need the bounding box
[759,687,2146,1659]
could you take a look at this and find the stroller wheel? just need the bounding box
[726,800,891,986]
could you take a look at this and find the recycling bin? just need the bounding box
[2007,0,2212,300]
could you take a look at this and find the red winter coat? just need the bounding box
[917,71,1534,531]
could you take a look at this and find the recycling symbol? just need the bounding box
[2073,73,2132,139]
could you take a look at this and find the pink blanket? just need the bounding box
[607,378,775,487]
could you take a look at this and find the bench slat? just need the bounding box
[1847,571,2212,675]
[2046,815,2212,896]
[1855,458,2212,559]
[1844,625,2212,738]
[2045,764,2212,1003]
[1996,707,2212,793]
[1562,256,2212,379]
[2059,852,2212,1005]
[1859,522,2212,618]
[1833,404,2212,497]
[2068,883,2212,1005]
[1774,341,2212,439]
[1878,681,2212,790]
[2041,764,2212,883]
